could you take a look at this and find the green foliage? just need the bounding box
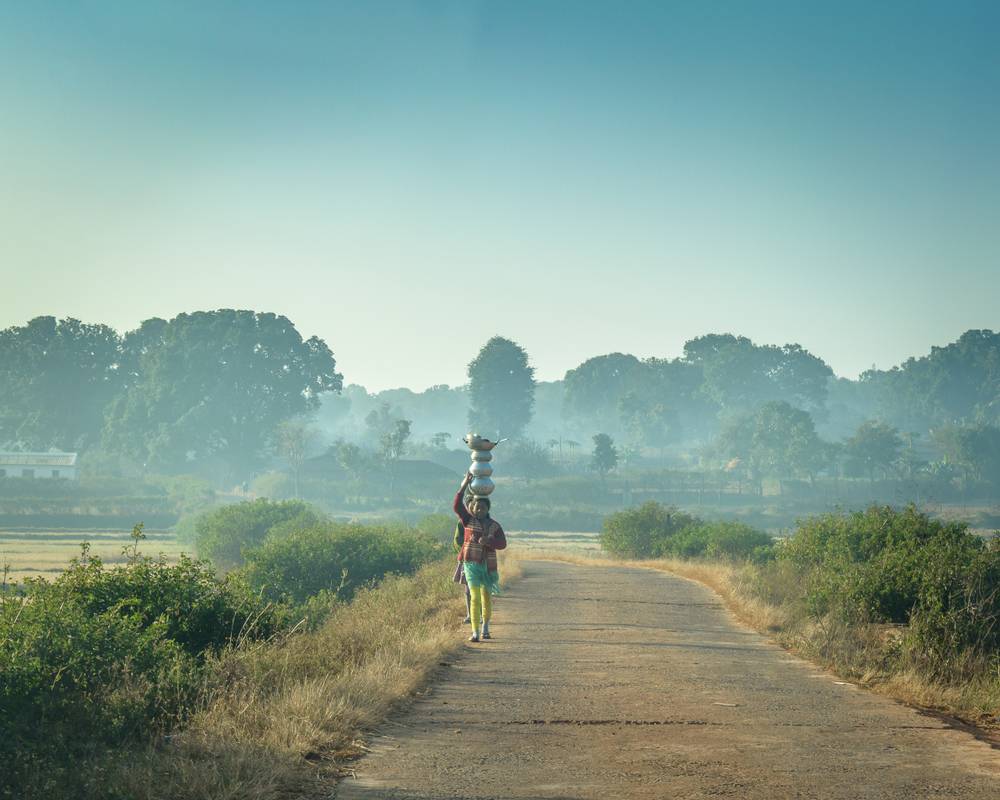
[780,506,1000,654]
[600,501,773,562]
[562,353,713,442]
[103,310,343,476]
[932,424,1000,488]
[240,522,442,606]
[467,336,536,437]
[194,498,325,569]
[505,438,554,480]
[715,400,826,484]
[250,470,295,499]
[0,316,124,450]
[672,521,774,563]
[563,352,644,423]
[591,433,618,476]
[0,532,277,780]
[414,512,459,546]
[907,537,1000,676]
[273,420,317,497]
[365,403,413,462]
[844,420,903,480]
[600,501,700,558]
[684,334,833,415]
[862,329,1000,431]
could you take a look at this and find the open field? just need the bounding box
[507,529,601,552]
[0,530,188,584]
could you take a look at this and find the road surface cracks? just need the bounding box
[336,560,999,799]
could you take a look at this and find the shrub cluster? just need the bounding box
[241,522,442,607]
[193,497,324,568]
[1,531,277,783]
[600,501,773,562]
[773,505,1000,675]
[2,507,449,793]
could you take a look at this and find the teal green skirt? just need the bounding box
[463,561,501,595]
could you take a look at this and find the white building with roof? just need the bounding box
[0,452,78,480]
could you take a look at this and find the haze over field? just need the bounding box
[2,1,999,389]
[4,6,1000,800]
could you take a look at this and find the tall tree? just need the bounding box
[591,433,619,476]
[0,316,123,450]
[104,310,341,477]
[274,420,316,498]
[714,401,826,491]
[505,438,553,481]
[844,420,903,482]
[932,424,1000,487]
[378,419,412,463]
[467,336,536,437]
[683,334,833,415]
[563,353,644,424]
[563,353,714,442]
[863,329,1000,431]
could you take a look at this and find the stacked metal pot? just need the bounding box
[463,433,499,498]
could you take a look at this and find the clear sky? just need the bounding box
[1,1,997,390]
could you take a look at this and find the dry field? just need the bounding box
[0,530,188,584]
[507,529,602,552]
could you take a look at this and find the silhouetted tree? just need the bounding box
[103,310,341,477]
[275,420,316,498]
[591,433,619,476]
[845,420,903,483]
[467,336,535,437]
[683,334,832,415]
[0,316,124,450]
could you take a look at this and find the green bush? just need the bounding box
[779,506,974,623]
[770,505,1000,675]
[600,501,701,558]
[240,522,442,607]
[672,521,774,563]
[194,498,326,568]
[907,536,1000,676]
[414,512,460,546]
[48,547,278,656]
[600,502,774,562]
[0,535,277,781]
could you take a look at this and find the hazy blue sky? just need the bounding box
[2,1,997,390]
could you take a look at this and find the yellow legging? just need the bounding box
[469,585,492,629]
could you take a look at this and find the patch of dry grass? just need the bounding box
[0,531,187,583]
[74,550,524,800]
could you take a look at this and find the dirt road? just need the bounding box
[336,560,1000,799]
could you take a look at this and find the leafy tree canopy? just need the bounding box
[931,423,1000,486]
[591,432,619,476]
[467,336,535,437]
[844,419,903,481]
[0,316,124,450]
[563,353,712,443]
[683,333,833,415]
[104,310,341,476]
[862,329,1000,430]
[194,497,324,569]
[715,400,826,483]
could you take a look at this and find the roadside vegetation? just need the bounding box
[0,500,496,800]
[590,502,1000,730]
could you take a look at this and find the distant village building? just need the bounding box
[0,452,78,480]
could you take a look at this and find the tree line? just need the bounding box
[4,312,999,494]
[0,312,342,478]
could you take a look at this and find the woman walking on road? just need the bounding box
[453,471,507,642]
